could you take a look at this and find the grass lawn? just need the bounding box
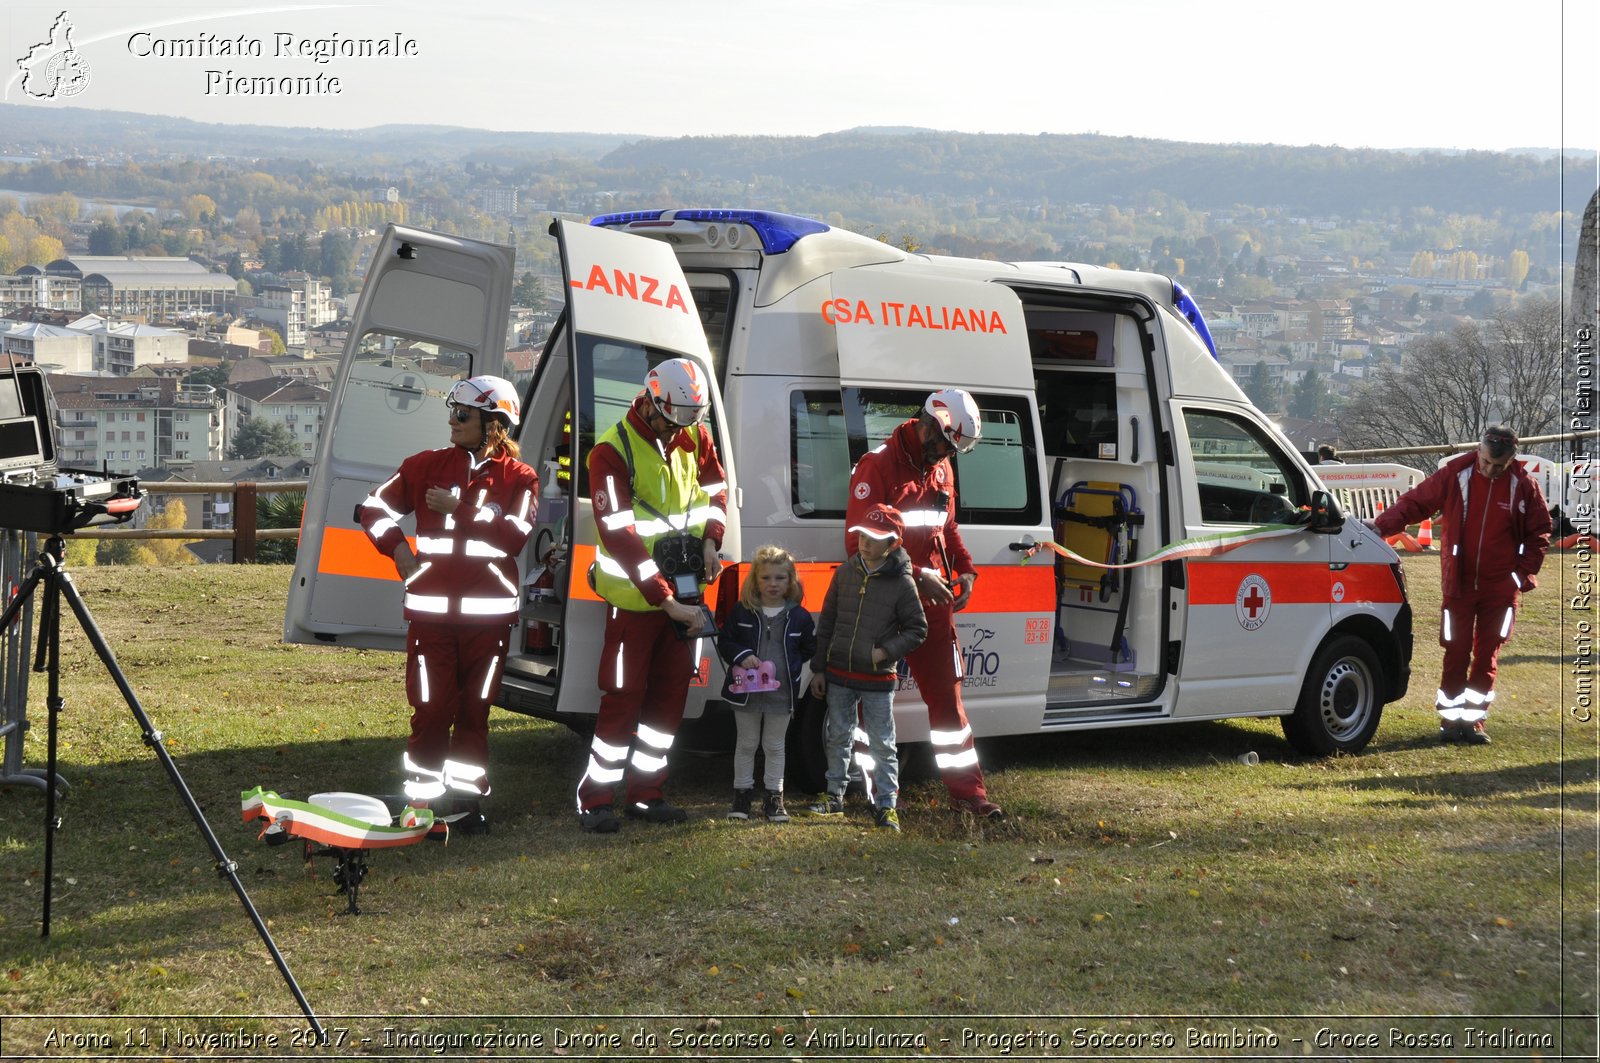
[0,552,1594,1058]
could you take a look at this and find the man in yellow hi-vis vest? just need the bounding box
[577,358,728,832]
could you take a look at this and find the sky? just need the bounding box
[1,0,1596,153]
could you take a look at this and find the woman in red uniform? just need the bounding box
[359,375,539,831]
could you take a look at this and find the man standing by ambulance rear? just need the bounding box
[846,388,1003,818]
[1370,426,1551,744]
[576,358,729,832]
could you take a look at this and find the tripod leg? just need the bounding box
[41,562,62,939]
[0,558,46,636]
[2,564,49,797]
[53,565,325,1040]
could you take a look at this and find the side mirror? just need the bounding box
[1306,489,1346,533]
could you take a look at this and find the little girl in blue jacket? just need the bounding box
[718,544,816,822]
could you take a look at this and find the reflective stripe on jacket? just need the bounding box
[1373,450,1552,595]
[360,446,539,625]
[845,418,975,587]
[589,402,725,611]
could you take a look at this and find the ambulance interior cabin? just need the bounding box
[1025,307,1165,707]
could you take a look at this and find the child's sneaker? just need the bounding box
[873,807,901,833]
[727,788,754,820]
[763,791,790,823]
[807,793,845,818]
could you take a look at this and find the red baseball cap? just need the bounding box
[849,503,905,542]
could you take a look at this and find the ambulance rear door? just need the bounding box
[284,226,515,648]
[527,219,739,720]
[830,268,1054,739]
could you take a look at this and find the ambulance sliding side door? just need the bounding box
[546,220,740,719]
[830,268,1054,739]
[285,226,514,648]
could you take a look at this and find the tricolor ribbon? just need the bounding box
[1029,522,1306,570]
[241,786,434,850]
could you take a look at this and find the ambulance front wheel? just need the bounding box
[1283,635,1385,755]
[786,693,829,795]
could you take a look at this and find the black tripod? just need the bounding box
[0,534,323,1039]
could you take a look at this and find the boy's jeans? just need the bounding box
[823,684,898,808]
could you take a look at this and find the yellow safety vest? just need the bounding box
[592,416,713,612]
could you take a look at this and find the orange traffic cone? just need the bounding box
[1374,502,1406,547]
[1417,518,1433,549]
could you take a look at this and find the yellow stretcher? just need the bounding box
[1053,480,1142,663]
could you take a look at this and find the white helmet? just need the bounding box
[448,375,521,426]
[644,358,709,427]
[924,388,981,454]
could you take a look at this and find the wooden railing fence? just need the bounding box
[71,480,310,563]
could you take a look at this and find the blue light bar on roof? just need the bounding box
[590,209,829,255]
[1172,282,1219,360]
[590,210,667,226]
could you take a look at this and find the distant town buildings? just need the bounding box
[222,376,331,460]
[477,187,519,216]
[1,312,187,375]
[47,373,225,473]
[0,271,78,313]
[0,318,96,373]
[239,273,335,348]
[15,255,237,318]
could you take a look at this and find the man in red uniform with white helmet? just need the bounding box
[846,388,1003,818]
[577,357,728,833]
[1370,426,1551,744]
[360,375,539,832]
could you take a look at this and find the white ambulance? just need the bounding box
[285,211,1413,786]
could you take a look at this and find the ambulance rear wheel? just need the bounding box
[1283,635,1384,755]
[786,694,828,794]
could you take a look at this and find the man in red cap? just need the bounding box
[1370,426,1551,743]
[846,388,1003,816]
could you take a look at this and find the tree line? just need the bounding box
[1337,297,1569,462]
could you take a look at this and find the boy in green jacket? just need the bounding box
[806,504,927,832]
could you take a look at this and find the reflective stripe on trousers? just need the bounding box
[902,600,988,801]
[575,608,695,811]
[1437,586,1518,717]
[404,622,508,796]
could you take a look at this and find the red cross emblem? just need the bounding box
[1234,574,1271,631]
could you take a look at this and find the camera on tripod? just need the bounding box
[653,532,717,639]
[0,363,143,534]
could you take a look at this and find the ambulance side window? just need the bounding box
[952,397,1039,522]
[685,274,736,381]
[787,388,1040,525]
[326,331,472,467]
[1183,409,1304,524]
[790,391,849,518]
[573,334,727,498]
